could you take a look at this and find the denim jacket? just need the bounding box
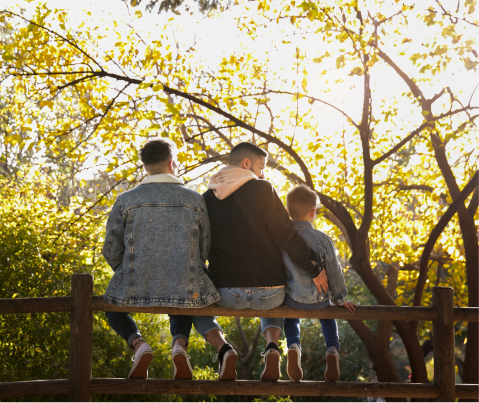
[282,220,347,305]
[102,174,220,308]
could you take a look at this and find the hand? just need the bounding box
[342,300,357,312]
[312,270,329,294]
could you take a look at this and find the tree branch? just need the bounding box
[164,85,315,187]
[467,187,478,217]
[372,122,428,166]
[413,171,478,309]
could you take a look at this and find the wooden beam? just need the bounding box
[0,380,71,399]
[90,379,439,398]
[0,296,73,314]
[456,384,479,399]
[453,307,479,322]
[92,297,439,321]
[70,274,93,402]
[433,287,455,402]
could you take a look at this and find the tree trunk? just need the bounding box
[348,320,406,402]
[430,141,478,390]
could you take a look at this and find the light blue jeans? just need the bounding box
[216,287,285,336]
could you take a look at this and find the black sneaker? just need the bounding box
[260,342,281,381]
[213,343,238,381]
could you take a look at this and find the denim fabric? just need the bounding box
[216,287,285,335]
[102,174,220,308]
[283,294,339,351]
[282,220,348,304]
[105,311,222,349]
[169,315,222,347]
[105,311,141,349]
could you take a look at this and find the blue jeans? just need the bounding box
[216,287,285,336]
[283,294,340,351]
[105,312,222,349]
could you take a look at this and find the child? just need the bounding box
[282,184,356,382]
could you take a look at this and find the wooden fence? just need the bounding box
[0,274,478,402]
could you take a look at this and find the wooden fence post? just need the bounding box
[433,286,455,402]
[70,274,93,402]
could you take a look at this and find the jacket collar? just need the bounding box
[137,173,183,187]
[292,220,313,228]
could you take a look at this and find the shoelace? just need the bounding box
[172,351,191,360]
[212,353,219,363]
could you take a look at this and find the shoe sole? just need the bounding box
[260,352,281,381]
[324,353,340,382]
[173,354,193,380]
[219,352,238,381]
[128,351,153,379]
[287,350,303,381]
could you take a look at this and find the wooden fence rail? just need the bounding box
[0,274,478,402]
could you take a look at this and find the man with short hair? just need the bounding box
[203,142,327,381]
[102,138,237,381]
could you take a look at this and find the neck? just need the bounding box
[295,216,312,223]
[147,171,172,176]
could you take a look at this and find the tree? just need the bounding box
[1,0,477,389]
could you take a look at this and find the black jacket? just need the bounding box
[203,179,321,288]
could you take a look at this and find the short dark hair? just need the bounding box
[286,184,319,219]
[139,138,176,165]
[229,142,268,165]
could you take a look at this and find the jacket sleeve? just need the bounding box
[322,235,348,304]
[199,197,211,263]
[263,183,321,278]
[102,197,126,272]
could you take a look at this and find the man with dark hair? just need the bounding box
[203,142,328,381]
[283,184,355,382]
[102,138,238,381]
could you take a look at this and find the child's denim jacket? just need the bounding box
[102,174,220,308]
[282,220,347,305]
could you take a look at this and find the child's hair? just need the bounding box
[140,138,177,165]
[286,184,319,220]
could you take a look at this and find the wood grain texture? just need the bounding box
[453,307,479,322]
[455,384,479,399]
[0,296,73,314]
[70,274,93,402]
[433,287,455,402]
[0,380,71,398]
[90,379,439,398]
[92,297,439,321]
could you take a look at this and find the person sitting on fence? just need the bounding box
[203,142,325,381]
[282,184,356,382]
[101,138,237,381]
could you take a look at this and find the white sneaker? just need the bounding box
[213,348,238,381]
[324,346,340,382]
[172,344,193,380]
[128,342,154,379]
[260,347,281,381]
[287,343,303,381]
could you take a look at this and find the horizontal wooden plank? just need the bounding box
[92,297,439,321]
[453,307,479,322]
[0,297,73,314]
[0,380,71,398]
[456,384,479,399]
[90,379,439,398]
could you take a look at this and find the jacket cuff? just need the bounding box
[332,293,346,305]
[310,261,322,278]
